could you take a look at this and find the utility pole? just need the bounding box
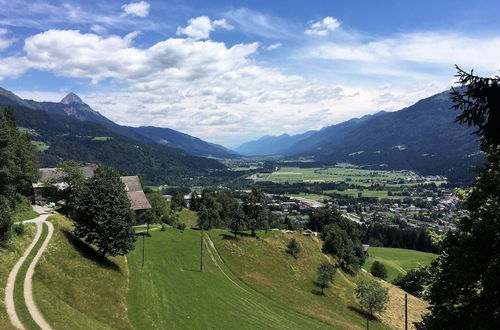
[200,227,204,272]
[405,293,408,330]
[141,234,145,267]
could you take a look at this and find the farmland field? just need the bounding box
[363,247,438,282]
[253,165,417,185]
[325,189,406,199]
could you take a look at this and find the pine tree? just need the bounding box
[74,167,136,256]
[418,68,500,328]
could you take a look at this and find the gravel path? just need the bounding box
[5,207,54,330]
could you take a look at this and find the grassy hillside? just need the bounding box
[177,208,198,228]
[11,195,38,222]
[363,247,437,282]
[127,228,328,329]
[212,231,428,329]
[0,225,36,330]
[33,215,132,330]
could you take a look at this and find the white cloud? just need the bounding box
[305,32,500,72]
[0,28,15,51]
[223,8,294,39]
[176,16,233,40]
[122,1,150,18]
[305,17,340,36]
[266,42,282,51]
[90,24,107,35]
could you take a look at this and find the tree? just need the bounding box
[228,207,246,238]
[370,261,387,280]
[286,237,302,259]
[56,161,85,216]
[146,191,170,219]
[138,209,159,235]
[419,68,500,328]
[355,279,389,317]
[74,167,136,256]
[316,262,337,295]
[0,197,12,247]
[242,186,267,236]
[0,107,39,202]
[190,192,200,211]
[171,190,186,211]
[393,265,430,298]
[322,224,364,270]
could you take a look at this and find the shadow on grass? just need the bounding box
[62,229,121,273]
[311,289,325,296]
[348,305,377,321]
[220,231,256,240]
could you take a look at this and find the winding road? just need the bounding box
[5,206,54,330]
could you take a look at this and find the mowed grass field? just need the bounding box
[363,247,437,282]
[33,215,132,330]
[127,229,329,329]
[212,231,428,329]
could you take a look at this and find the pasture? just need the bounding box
[363,247,437,282]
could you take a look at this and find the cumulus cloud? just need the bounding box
[305,17,340,36]
[266,42,282,50]
[176,16,233,40]
[0,28,15,51]
[121,1,150,18]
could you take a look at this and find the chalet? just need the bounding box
[302,229,318,236]
[33,165,98,203]
[32,166,151,213]
[120,176,152,213]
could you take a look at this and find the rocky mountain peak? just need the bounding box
[61,92,84,105]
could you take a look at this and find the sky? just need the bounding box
[1,0,500,148]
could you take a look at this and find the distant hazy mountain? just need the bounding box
[307,91,482,183]
[1,87,238,159]
[243,91,482,184]
[283,112,387,157]
[235,131,317,156]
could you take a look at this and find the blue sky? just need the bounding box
[1,0,499,147]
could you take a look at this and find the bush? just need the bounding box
[176,222,186,232]
[393,265,430,298]
[13,222,25,236]
[370,261,388,280]
[160,223,167,232]
[286,238,302,259]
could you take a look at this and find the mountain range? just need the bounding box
[237,91,483,184]
[0,87,227,185]
[19,91,238,159]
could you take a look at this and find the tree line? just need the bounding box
[0,106,39,246]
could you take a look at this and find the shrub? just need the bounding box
[370,261,388,280]
[177,223,186,232]
[13,222,25,236]
[160,223,167,232]
[286,238,302,259]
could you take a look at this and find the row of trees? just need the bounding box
[0,107,39,246]
[308,206,367,270]
[363,223,439,253]
[191,187,278,237]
